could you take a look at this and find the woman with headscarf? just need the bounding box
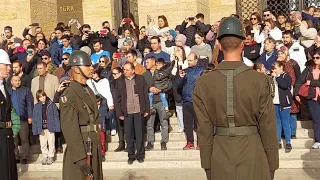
[170,34,191,61]
[163,29,177,55]
[277,45,301,139]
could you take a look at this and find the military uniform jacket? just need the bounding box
[0,84,18,180]
[193,61,279,180]
[59,81,102,180]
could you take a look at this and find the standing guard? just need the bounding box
[60,50,103,180]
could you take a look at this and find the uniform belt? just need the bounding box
[0,121,11,129]
[80,124,99,133]
[214,126,258,136]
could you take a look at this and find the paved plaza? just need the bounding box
[18,169,320,180]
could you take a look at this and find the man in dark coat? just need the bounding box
[193,17,279,180]
[59,50,102,180]
[0,49,18,180]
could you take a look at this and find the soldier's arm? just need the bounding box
[193,80,213,170]
[257,77,279,171]
[59,94,86,163]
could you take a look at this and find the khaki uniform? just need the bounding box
[59,81,102,180]
[193,61,279,180]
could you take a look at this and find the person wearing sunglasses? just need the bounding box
[55,52,71,80]
[33,51,57,77]
[294,48,320,149]
[247,12,262,32]
[98,55,112,80]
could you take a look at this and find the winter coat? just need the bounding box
[32,100,61,135]
[153,61,175,90]
[244,41,261,62]
[257,50,278,71]
[274,72,293,109]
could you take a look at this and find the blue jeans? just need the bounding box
[148,92,168,108]
[308,99,320,143]
[290,114,297,136]
[274,105,291,144]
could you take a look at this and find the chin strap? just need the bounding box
[76,66,90,80]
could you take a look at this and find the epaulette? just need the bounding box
[265,74,275,98]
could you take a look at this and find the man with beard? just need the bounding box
[282,30,306,71]
[0,49,18,180]
[59,50,103,180]
[6,60,32,89]
[1,26,22,49]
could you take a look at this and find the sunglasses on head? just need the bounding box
[314,56,320,60]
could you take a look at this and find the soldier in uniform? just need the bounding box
[193,17,279,180]
[59,50,103,180]
[0,49,18,180]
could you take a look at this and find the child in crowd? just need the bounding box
[32,90,60,165]
[271,61,293,153]
[254,62,275,97]
[149,58,175,119]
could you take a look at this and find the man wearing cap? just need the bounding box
[193,17,279,180]
[0,49,18,180]
[59,50,102,180]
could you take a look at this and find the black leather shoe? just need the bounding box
[21,159,28,165]
[16,158,20,163]
[161,142,167,150]
[137,158,144,163]
[285,144,292,153]
[101,155,106,162]
[145,142,154,151]
[114,145,125,152]
[127,159,134,165]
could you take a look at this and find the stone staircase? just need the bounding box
[18,117,320,172]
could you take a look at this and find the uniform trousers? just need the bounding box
[14,120,29,159]
[100,131,106,155]
[308,99,320,143]
[39,129,55,158]
[124,113,145,160]
[182,102,198,143]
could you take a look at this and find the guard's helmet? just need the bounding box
[68,50,92,66]
[0,49,11,65]
[217,17,245,40]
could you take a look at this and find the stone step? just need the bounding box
[28,147,320,162]
[17,158,320,171]
[108,128,315,142]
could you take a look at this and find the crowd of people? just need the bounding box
[0,6,319,166]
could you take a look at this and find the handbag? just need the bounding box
[298,71,311,98]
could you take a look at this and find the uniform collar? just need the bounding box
[215,61,246,70]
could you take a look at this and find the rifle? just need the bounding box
[85,136,93,180]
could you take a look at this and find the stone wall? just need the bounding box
[209,0,236,24]
[0,0,32,39]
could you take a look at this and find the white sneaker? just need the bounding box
[178,129,184,133]
[111,129,117,136]
[312,142,320,149]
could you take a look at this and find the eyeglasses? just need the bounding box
[42,58,48,60]
[99,61,105,63]
[313,56,320,60]
[62,58,68,60]
[250,17,257,20]
[264,14,270,17]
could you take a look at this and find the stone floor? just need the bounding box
[18,169,320,180]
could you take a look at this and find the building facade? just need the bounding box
[0,0,318,38]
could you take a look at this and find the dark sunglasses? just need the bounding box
[264,14,270,17]
[42,58,48,60]
[99,61,105,63]
[250,17,257,20]
[313,56,320,60]
[62,58,68,60]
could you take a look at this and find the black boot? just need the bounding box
[145,142,154,151]
[57,146,63,154]
[114,144,125,152]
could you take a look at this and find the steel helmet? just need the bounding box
[68,50,92,66]
[217,17,245,40]
[0,49,11,65]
